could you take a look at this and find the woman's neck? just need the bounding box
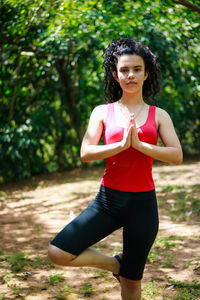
[119,91,144,107]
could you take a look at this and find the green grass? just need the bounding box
[0,251,52,275]
[63,285,74,293]
[93,269,110,278]
[158,183,200,222]
[148,235,183,266]
[0,191,8,200]
[174,288,199,300]
[80,280,94,295]
[93,242,109,252]
[83,268,91,274]
[2,270,12,284]
[165,278,200,300]
[48,273,65,285]
[54,285,74,299]
[30,256,53,268]
[12,287,23,298]
[142,280,161,299]
[0,294,5,300]
[155,236,183,250]
[142,279,200,300]
[161,253,175,268]
[161,185,185,193]
[113,247,123,255]
[3,252,26,272]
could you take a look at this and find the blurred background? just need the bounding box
[1,0,200,183]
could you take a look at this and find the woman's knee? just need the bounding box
[48,244,76,265]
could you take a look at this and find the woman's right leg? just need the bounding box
[48,198,122,274]
[48,245,120,274]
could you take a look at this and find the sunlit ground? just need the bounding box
[0,160,199,299]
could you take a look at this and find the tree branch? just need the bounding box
[69,41,78,112]
[172,0,200,14]
[8,54,21,123]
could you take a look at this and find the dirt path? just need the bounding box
[0,161,199,299]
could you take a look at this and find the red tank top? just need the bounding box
[100,103,158,192]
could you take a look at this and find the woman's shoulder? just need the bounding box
[155,106,173,126]
[92,104,108,113]
[155,106,171,118]
[91,104,109,121]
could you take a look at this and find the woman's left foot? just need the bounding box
[113,252,123,282]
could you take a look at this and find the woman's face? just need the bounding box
[113,54,148,94]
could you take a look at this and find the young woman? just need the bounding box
[48,38,183,300]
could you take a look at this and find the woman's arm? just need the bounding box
[132,108,183,165]
[80,105,132,162]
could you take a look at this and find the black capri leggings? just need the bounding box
[51,185,159,280]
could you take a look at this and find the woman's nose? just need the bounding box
[128,70,134,78]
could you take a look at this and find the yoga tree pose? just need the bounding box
[48,38,182,300]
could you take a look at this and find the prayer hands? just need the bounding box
[130,114,141,149]
[121,114,140,150]
[121,116,133,150]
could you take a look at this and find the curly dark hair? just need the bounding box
[103,38,160,103]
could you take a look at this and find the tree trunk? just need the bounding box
[8,54,21,123]
[172,0,200,14]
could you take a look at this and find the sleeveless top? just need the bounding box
[100,103,158,192]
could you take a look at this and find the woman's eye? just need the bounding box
[135,69,141,72]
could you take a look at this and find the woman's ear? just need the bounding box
[112,71,119,82]
[144,71,149,81]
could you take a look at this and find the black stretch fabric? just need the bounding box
[51,185,159,280]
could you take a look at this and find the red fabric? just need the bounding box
[100,103,158,192]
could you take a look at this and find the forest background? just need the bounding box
[1,0,200,183]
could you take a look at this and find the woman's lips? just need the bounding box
[127,81,137,85]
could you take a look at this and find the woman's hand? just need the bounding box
[130,115,141,150]
[121,115,133,150]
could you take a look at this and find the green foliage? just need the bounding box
[2,270,12,285]
[0,118,50,181]
[1,0,200,182]
[142,280,160,299]
[93,269,110,278]
[158,183,200,222]
[165,278,200,300]
[53,286,75,300]
[80,280,94,295]
[3,252,26,272]
[148,235,183,266]
[48,273,65,285]
[0,250,52,274]
[0,294,6,300]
